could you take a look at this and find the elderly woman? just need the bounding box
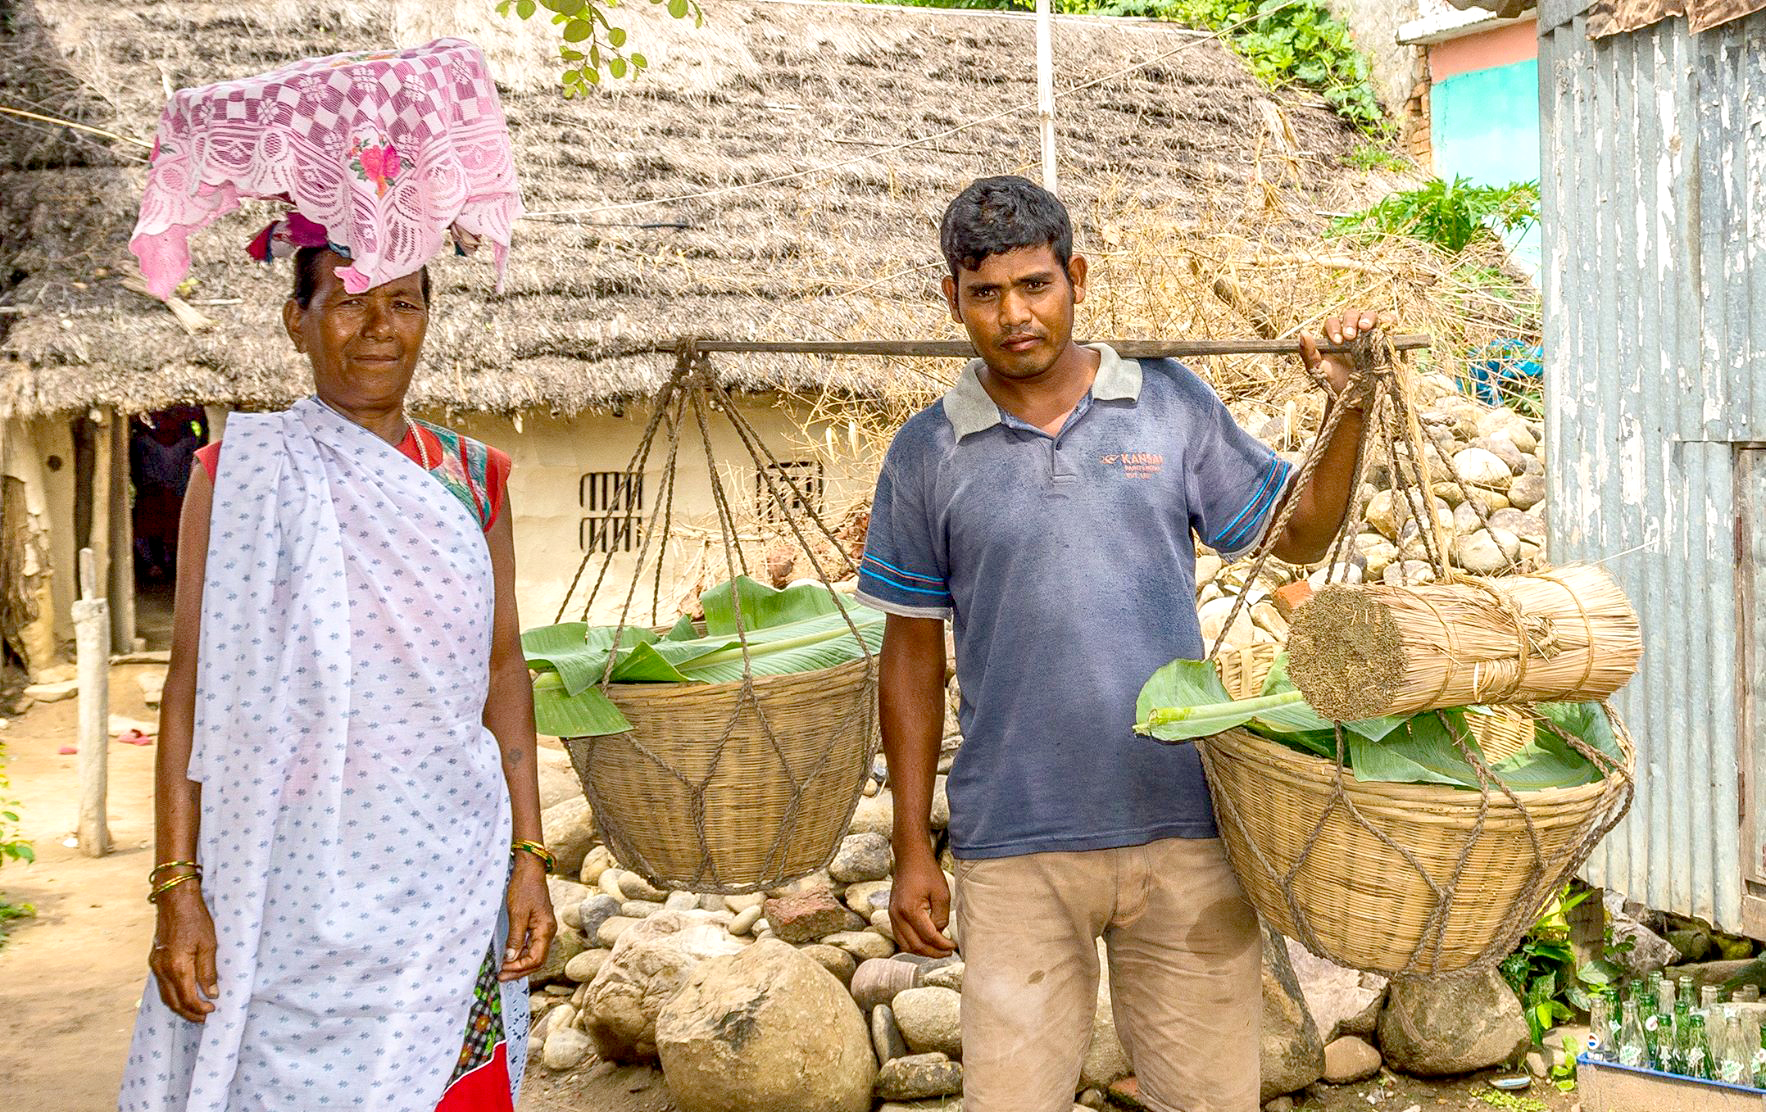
[121,243,556,1112]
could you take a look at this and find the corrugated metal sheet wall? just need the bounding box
[1538,3,1765,930]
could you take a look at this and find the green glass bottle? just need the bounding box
[1641,985,1666,1070]
[1751,1014,1766,1088]
[1671,989,1693,1074]
[1684,1013,1713,1081]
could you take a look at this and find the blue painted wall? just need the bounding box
[1431,58,1542,273]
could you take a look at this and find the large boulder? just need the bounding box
[540,796,598,878]
[1376,968,1530,1076]
[1261,929,1325,1101]
[1285,939,1386,1041]
[583,910,744,1060]
[656,938,876,1112]
[893,986,963,1058]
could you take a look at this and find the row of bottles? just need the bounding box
[1587,971,1765,1085]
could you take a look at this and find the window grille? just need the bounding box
[757,460,823,522]
[580,471,643,553]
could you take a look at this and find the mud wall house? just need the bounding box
[1523,0,1766,934]
[0,0,1379,679]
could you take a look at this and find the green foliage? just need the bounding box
[854,0,1388,133]
[1134,654,1621,791]
[497,0,701,94]
[523,578,883,737]
[1330,176,1541,254]
[0,739,34,948]
[1499,883,1627,1061]
[1472,1093,1550,1112]
[1346,140,1411,172]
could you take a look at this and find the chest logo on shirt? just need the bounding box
[1100,451,1165,479]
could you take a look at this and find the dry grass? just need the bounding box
[1287,564,1642,721]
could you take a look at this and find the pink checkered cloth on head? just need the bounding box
[131,38,522,298]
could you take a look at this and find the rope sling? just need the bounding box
[1195,330,1636,978]
[550,345,880,894]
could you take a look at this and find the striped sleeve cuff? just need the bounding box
[1209,457,1294,559]
[856,554,954,618]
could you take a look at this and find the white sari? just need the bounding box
[120,398,527,1112]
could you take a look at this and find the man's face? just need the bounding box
[283,250,429,410]
[943,245,1087,380]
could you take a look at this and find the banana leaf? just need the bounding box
[1346,710,1489,788]
[522,623,657,696]
[1133,653,1404,743]
[700,575,846,635]
[532,672,632,737]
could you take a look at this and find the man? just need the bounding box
[854,176,1383,1112]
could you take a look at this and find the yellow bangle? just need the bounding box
[511,840,556,874]
[148,872,201,904]
[148,860,202,884]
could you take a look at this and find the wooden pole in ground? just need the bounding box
[1035,0,1058,196]
[73,546,111,857]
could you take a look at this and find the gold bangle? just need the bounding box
[511,840,556,874]
[148,860,202,884]
[148,872,201,904]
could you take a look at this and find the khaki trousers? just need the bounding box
[953,837,1261,1112]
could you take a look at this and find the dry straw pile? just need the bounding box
[1286,564,1643,721]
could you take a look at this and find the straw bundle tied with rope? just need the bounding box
[1286,564,1643,721]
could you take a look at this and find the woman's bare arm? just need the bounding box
[149,466,218,1022]
[483,494,555,979]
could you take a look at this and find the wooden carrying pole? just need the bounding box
[74,546,112,857]
[644,335,1432,358]
[1285,564,1643,722]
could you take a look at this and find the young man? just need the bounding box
[854,176,1384,1112]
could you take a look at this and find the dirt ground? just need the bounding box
[0,664,1578,1112]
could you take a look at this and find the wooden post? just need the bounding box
[74,546,111,857]
[1035,0,1058,196]
[108,410,136,652]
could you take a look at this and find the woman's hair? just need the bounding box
[939,175,1073,277]
[292,246,431,309]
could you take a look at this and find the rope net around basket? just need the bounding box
[550,344,879,894]
[1199,330,1636,978]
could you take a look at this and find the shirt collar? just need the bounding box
[941,343,1142,440]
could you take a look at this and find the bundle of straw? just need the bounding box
[1286,564,1642,721]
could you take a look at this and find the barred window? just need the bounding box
[757,460,823,523]
[580,471,643,553]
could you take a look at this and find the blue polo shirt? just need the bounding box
[856,345,1292,859]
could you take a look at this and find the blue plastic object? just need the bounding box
[1462,339,1543,406]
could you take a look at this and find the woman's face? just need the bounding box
[283,250,429,412]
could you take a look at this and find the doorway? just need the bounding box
[128,406,207,648]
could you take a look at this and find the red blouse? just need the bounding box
[193,423,511,532]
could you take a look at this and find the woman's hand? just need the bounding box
[149,883,219,1022]
[500,855,557,982]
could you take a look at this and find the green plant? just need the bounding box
[1330,177,1540,254]
[496,0,704,94]
[1500,883,1621,1051]
[0,741,34,948]
[1346,140,1411,172]
[523,576,883,736]
[1133,654,1625,790]
[1473,1092,1549,1112]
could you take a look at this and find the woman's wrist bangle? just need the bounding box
[148,860,202,884]
[148,872,201,904]
[511,839,555,874]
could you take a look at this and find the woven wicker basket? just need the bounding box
[562,657,878,894]
[1201,644,1633,976]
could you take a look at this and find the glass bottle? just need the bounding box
[1684,1013,1713,1081]
[1739,984,1761,1004]
[1753,1014,1766,1088]
[1716,1006,1750,1085]
[1701,984,1722,1016]
[1588,991,1614,1061]
[1648,970,1666,1011]
[1679,974,1697,1011]
[1619,990,1649,1068]
[1662,986,1685,1073]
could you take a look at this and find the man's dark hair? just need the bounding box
[939,175,1073,276]
[292,246,431,309]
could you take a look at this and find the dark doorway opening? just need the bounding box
[129,406,207,649]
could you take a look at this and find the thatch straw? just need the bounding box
[1,0,1390,419]
[1286,564,1643,721]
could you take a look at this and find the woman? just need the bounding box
[121,243,556,1112]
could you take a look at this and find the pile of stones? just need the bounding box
[530,765,1536,1112]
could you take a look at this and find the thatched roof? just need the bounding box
[0,0,1376,419]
